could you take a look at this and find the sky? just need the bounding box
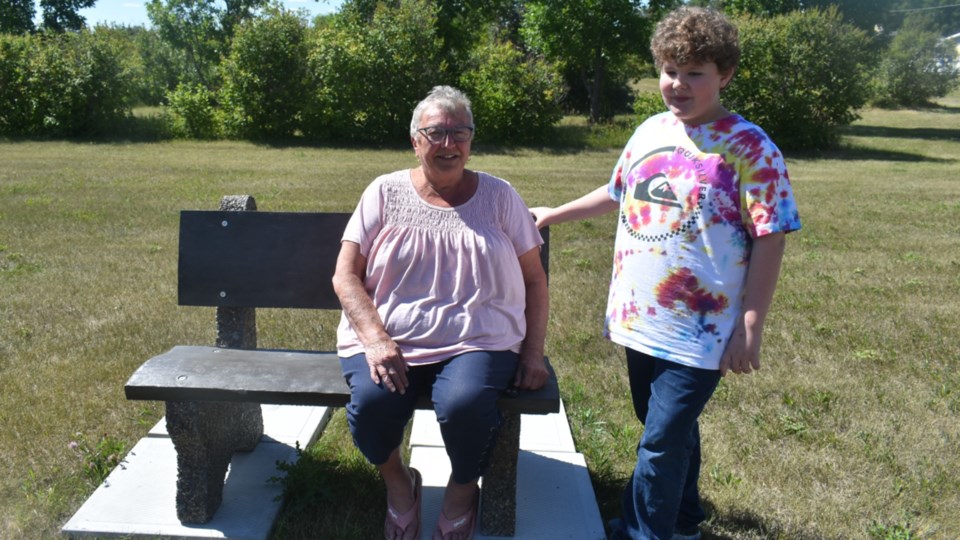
[46,0,345,28]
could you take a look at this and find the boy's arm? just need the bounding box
[719,232,786,377]
[530,185,619,229]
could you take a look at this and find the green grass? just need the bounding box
[2,89,959,539]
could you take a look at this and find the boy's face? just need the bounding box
[658,59,734,126]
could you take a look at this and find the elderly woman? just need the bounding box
[332,85,549,540]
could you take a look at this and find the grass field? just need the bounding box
[2,91,959,539]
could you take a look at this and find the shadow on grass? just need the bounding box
[591,472,834,540]
[787,144,955,163]
[590,469,627,531]
[841,124,960,142]
[269,445,385,540]
[701,499,848,540]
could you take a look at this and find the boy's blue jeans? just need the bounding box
[617,348,721,540]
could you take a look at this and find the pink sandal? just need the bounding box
[385,467,422,540]
[432,491,478,540]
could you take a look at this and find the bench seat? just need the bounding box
[126,345,560,414]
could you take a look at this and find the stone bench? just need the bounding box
[124,195,559,537]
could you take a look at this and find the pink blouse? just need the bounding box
[336,169,543,365]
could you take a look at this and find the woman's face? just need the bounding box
[412,105,473,183]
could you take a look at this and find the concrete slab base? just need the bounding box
[410,401,578,453]
[410,403,604,540]
[61,405,332,539]
[410,447,604,540]
[63,402,604,540]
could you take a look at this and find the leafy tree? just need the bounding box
[717,0,898,34]
[220,0,270,37]
[432,0,521,68]
[336,0,387,19]
[338,0,520,75]
[458,35,563,144]
[84,24,185,106]
[644,0,685,21]
[302,0,444,143]
[147,0,222,88]
[726,7,874,149]
[219,9,309,138]
[146,0,267,89]
[0,0,35,34]
[40,0,97,32]
[521,0,648,123]
[132,27,187,104]
[887,0,960,36]
[804,0,896,33]
[723,0,801,17]
[871,14,959,107]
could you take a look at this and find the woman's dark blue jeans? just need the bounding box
[618,348,721,540]
[339,350,518,484]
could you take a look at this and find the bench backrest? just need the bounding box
[177,210,549,310]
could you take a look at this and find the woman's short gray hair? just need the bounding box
[409,85,474,138]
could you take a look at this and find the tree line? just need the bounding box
[1,0,958,149]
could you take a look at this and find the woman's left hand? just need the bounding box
[513,354,549,390]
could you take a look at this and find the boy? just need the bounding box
[531,7,801,539]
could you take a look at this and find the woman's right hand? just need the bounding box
[365,338,409,394]
[333,241,410,394]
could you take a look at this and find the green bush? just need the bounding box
[871,23,959,108]
[0,34,34,135]
[219,9,309,139]
[458,37,564,145]
[131,27,186,106]
[44,31,135,136]
[164,82,219,139]
[0,30,135,136]
[726,8,874,150]
[632,90,664,124]
[302,0,444,144]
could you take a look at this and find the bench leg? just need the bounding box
[165,400,263,523]
[479,411,520,537]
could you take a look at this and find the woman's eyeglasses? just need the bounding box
[417,126,474,144]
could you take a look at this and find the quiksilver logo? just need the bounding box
[634,172,682,209]
[620,145,705,242]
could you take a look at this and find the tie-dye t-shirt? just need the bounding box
[605,112,801,370]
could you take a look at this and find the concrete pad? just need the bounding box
[63,405,332,539]
[518,401,576,453]
[67,402,601,539]
[409,446,604,540]
[62,437,295,539]
[409,409,444,447]
[148,404,332,448]
[409,402,576,453]
[514,450,605,540]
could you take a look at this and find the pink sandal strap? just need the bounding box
[385,468,422,539]
[432,491,478,540]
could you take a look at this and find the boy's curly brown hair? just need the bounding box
[650,6,740,75]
